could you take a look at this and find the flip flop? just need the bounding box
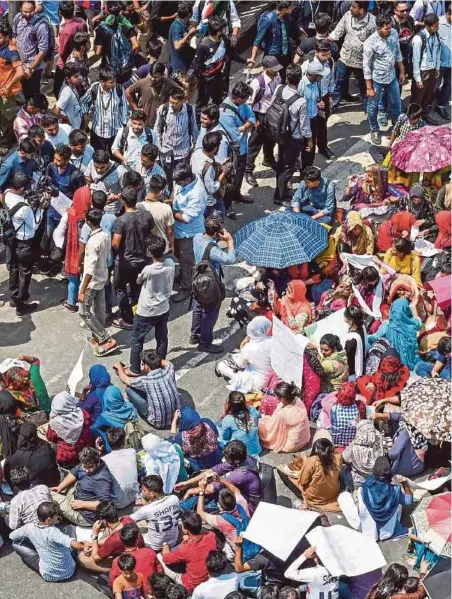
[93,340,118,357]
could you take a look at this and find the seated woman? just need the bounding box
[333,211,374,256]
[318,334,349,392]
[350,266,385,334]
[258,382,310,454]
[382,238,422,286]
[92,386,140,451]
[434,211,451,250]
[357,355,410,411]
[357,456,413,541]
[216,316,273,394]
[78,364,113,423]
[401,184,436,242]
[218,391,261,458]
[317,276,353,320]
[286,437,343,512]
[47,391,93,468]
[275,280,312,335]
[382,274,427,322]
[376,211,416,253]
[342,420,385,489]
[434,181,451,211]
[0,393,22,458]
[318,382,366,449]
[169,406,222,471]
[344,306,367,380]
[415,335,451,380]
[3,421,60,489]
[368,298,422,371]
[1,355,51,413]
[366,564,427,599]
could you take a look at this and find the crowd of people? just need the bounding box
[0,0,451,598]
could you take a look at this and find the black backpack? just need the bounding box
[118,126,155,154]
[264,86,301,145]
[410,29,437,69]
[158,102,195,140]
[0,202,29,246]
[191,242,226,309]
[301,49,334,71]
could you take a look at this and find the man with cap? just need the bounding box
[245,56,282,187]
[297,61,324,168]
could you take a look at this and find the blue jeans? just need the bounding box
[332,61,367,109]
[67,275,80,306]
[367,78,402,132]
[129,310,169,374]
[415,360,451,380]
[191,300,220,347]
[126,387,149,420]
[437,66,451,107]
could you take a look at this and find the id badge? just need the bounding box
[164,153,172,164]
[308,21,315,29]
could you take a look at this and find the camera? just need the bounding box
[25,176,59,212]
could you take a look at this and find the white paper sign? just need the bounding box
[271,317,308,388]
[67,348,85,396]
[242,502,319,561]
[406,472,452,491]
[306,525,386,577]
[0,358,26,374]
[304,308,349,347]
[51,192,72,216]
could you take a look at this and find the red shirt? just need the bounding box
[110,548,162,595]
[97,516,145,560]
[57,17,87,69]
[162,531,217,593]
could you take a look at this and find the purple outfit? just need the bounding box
[212,457,261,513]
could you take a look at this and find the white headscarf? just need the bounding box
[49,391,85,445]
[247,316,272,342]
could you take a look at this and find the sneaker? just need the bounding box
[226,209,237,220]
[16,302,38,316]
[371,131,381,145]
[245,172,258,187]
[111,318,133,330]
[189,335,200,345]
[198,343,224,354]
[342,93,360,103]
[236,195,254,204]
[377,111,388,127]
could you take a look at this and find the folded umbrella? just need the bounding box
[401,378,451,442]
[391,125,451,173]
[412,492,451,558]
[234,212,328,269]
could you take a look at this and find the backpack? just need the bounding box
[301,49,334,71]
[220,504,261,562]
[191,242,226,309]
[158,102,195,140]
[201,158,225,200]
[0,202,29,246]
[252,74,267,109]
[119,126,155,155]
[124,418,144,450]
[90,82,125,115]
[264,86,301,145]
[410,29,437,69]
[100,22,133,75]
[35,15,55,62]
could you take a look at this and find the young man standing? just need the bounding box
[13,93,47,142]
[168,1,197,99]
[47,143,85,199]
[42,111,72,148]
[196,103,230,164]
[112,109,157,168]
[298,62,324,168]
[78,208,118,357]
[69,129,94,175]
[391,2,415,79]
[0,137,38,194]
[0,19,24,152]
[436,7,451,119]
[54,63,83,129]
[132,145,169,200]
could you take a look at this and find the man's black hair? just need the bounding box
[131,109,146,122]
[86,208,103,228]
[37,501,59,523]
[99,65,117,83]
[0,18,12,38]
[96,500,119,523]
[205,216,223,236]
[92,190,108,209]
[141,349,163,370]
[201,103,220,121]
[73,31,90,50]
[177,1,192,19]
[119,523,140,547]
[302,166,322,182]
[166,584,189,599]
[203,131,222,153]
[122,170,144,188]
[54,144,72,161]
[41,112,59,127]
[93,149,111,164]
[437,336,451,355]
[10,171,32,191]
[425,13,439,26]
[59,0,75,18]
[142,474,164,494]
[223,440,247,464]
[181,511,202,535]
[63,62,81,79]
[118,553,136,572]
[107,427,126,450]
[148,573,172,599]
[18,137,38,155]
[208,15,226,35]
[376,14,392,27]
[286,63,302,86]
[29,124,45,138]
[146,37,163,58]
[141,144,159,162]
[173,163,193,184]
[121,185,138,207]
[147,235,166,258]
[148,174,167,193]
[218,488,237,511]
[314,12,331,34]
[231,81,252,100]
[69,129,88,145]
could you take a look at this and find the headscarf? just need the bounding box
[405,184,435,224]
[140,433,181,494]
[349,421,384,476]
[247,316,272,342]
[16,421,40,451]
[65,186,92,276]
[434,211,451,249]
[369,355,410,401]
[0,393,22,457]
[377,211,416,252]
[388,274,418,306]
[178,407,218,458]
[342,211,373,255]
[3,367,37,410]
[88,364,112,408]
[361,457,402,529]
[384,298,422,370]
[49,392,85,445]
[98,386,138,428]
[336,382,366,418]
[279,280,312,329]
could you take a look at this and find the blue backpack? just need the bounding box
[100,22,133,75]
[220,504,260,562]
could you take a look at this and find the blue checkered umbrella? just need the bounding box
[234,212,328,268]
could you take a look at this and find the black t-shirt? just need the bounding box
[114,209,155,265]
[246,553,298,588]
[296,36,340,62]
[94,22,136,66]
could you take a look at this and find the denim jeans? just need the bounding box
[414,360,451,380]
[79,287,109,344]
[437,66,452,107]
[12,538,40,575]
[367,78,402,132]
[332,61,367,109]
[126,387,149,419]
[191,300,220,347]
[67,275,80,306]
[129,311,169,374]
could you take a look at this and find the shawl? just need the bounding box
[342,211,374,255]
[96,386,138,429]
[49,391,85,445]
[371,356,410,401]
[179,407,218,458]
[353,277,384,319]
[247,316,272,341]
[345,329,367,378]
[376,211,416,252]
[384,298,422,370]
[140,434,181,494]
[0,392,22,457]
[349,421,384,476]
[65,186,91,277]
[3,367,37,410]
[388,274,418,306]
[361,474,402,528]
[88,364,112,409]
[279,280,312,330]
[404,185,435,227]
[434,211,451,249]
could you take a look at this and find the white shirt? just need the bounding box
[130,494,180,550]
[4,191,39,240]
[70,145,94,174]
[192,573,240,599]
[248,72,281,113]
[190,149,220,206]
[111,126,158,166]
[45,123,72,148]
[57,85,82,129]
[285,554,339,599]
[101,448,139,509]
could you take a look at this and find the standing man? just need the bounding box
[191,217,236,353]
[0,137,38,195]
[112,186,155,330]
[112,109,157,168]
[54,63,83,129]
[273,63,312,207]
[12,0,53,99]
[436,7,451,119]
[0,19,24,153]
[294,12,340,62]
[172,163,207,303]
[219,81,255,219]
[168,1,196,100]
[363,14,405,145]
[391,2,415,80]
[13,94,48,142]
[298,62,323,168]
[47,144,85,199]
[245,55,282,188]
[155,87,198,193]
[129,235,175,373]
[411,13,441,123]
[410,0,445,29]
[196,103,230,164]
[79,208,118,357]
[248,1,293,81]
[330,1,376,111]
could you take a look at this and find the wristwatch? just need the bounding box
[198,491,205,497]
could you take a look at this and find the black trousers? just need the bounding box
[90,130,116,154]
[161,155,190,194]
[301,116,318,168]
[246,113,275,173]
[114,260,147,325]
[197,74,223,118]
[53,66,65,99]
[316,94,330,153]
[9,238,34,307]
[274,137,303,203]
[223,153,247,211]
[274,53,291,84]
[174,236,195,291]
[21,70,42,100]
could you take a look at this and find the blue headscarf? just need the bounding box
[95,386,138,429]
[385,298,422,370]
[361,457,402,529]
[88,365,112,408]
[178,406,202,432]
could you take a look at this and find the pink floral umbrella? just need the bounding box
[391,124,451,173]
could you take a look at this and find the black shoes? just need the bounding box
[319,147,336,160]
[172,290,191,303]
[16,302,38,316]
[237,195,254,204]
[245,172,259,187]
[262,157,277,169]
[226,209,237,220]
[198,343,224,354]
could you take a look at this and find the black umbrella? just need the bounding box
[423,559,451,599]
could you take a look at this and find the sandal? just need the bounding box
[60,299,78,313]
[93,339,118,357]
[111,318,133,330]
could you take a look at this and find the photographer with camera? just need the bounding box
[0,138,39,199]
[4,171,41,316]
[47,144,85,200]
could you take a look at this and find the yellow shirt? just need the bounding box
[382,249,422,285]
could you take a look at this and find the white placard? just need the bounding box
[0,358,26,374]
[242,502,319,561]
[306,525,386,577]
[67,348,85,396]
[51,192,72,216]
[271,317,308,388]
[406,471,452,491]
[304,308,349,347]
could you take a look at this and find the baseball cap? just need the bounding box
[307,62,324,76]
[262,55,283,71]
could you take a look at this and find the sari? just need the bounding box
[434,211,451,249]
[277,280,312,334]
[172,406,222,470]
[94,386,138,430]
[64,186,92,276]
[376,211,416,253]
[2,367,37,411]
[334,211,375,255]
[259,398,310,453]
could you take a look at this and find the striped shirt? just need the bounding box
[129,362,181,429]
[12,13,50,69]
[155,103,198,160]
[8,485,52,530]
[80,83,129,140]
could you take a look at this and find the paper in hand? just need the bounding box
[67,348,85,396]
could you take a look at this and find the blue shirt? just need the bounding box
[438,15,451,67]
[412,29,441,82]
[47,162,85,199]
[168,17,194,73]
[173,176,207,239]
[193,233,237,275]
[219,97,256,155]
[291,177,336,217]
[297,75,319,119]
[254,10,290,56]
[218,406,262,458]
[0,152,38,191]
